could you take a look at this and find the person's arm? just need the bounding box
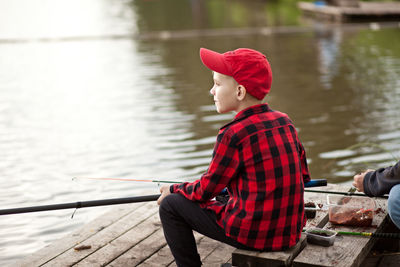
[170,129,239,202]
[360,161,400,196]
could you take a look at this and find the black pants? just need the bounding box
[159,194,254,267]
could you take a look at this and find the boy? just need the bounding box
[353,161,400,229]
[157,48,311,267]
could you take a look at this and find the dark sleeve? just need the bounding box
[363,161,400,196]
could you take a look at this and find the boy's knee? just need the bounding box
[159,194,181,216]
[388,184,400,229]
[388,184,400,207]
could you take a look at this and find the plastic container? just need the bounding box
[327,195,375,227]
[305,202,317,219]
[305,227,337,247]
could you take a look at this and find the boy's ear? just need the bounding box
[236,85,247,101]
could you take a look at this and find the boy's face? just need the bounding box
[210,72,240,113]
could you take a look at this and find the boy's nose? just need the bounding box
[210,87,215,95]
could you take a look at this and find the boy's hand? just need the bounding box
[157,185,171,205]
[352,169,374,192]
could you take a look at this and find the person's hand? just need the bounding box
[157,185,171,205]
[352,169,374,192]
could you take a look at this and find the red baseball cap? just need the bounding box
[200,48,272,100]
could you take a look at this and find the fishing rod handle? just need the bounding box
[304,179,327,188]
[372,232,400,239]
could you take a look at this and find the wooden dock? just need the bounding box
[14,200,236,266]
[15,184,399,266]
[298,1,400,22]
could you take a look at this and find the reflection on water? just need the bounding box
[132,0,304,31]
[0,0,399,265]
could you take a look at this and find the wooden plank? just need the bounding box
[141,228,211,266]
[75,211,161,266]
[41,202,158,266]
[197,235,227,261]
[293,196,389,267]
[106,228,166,266]
[138,244,174,267]
[15,202,147,267]
[142,230,236,266]
[201,238,236,266]
[232,236,306,267]
[298,1,400,22]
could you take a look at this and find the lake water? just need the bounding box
[0,0,399,265]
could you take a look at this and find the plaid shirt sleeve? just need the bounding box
[170,104,311,251]
[299,142,311,183]
[170,128,238,202]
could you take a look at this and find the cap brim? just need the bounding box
[200,48,231,76]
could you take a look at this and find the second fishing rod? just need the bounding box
[76,177,387,198]
[75,177,328,188]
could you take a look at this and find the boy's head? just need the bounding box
[200,48,272,100]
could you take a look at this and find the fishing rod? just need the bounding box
[0,179,328,216]
[74,177,327,195]
[304,189,389,199]
[74,177,389,199]
[304,228,400,239]
[0,194,161,216]
[337,231,400,239]
[74,177,328,188]
[73,177,178,184]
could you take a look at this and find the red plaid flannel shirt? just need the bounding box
[171,104,310,251]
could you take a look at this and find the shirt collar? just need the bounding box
[220,103,271,130]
